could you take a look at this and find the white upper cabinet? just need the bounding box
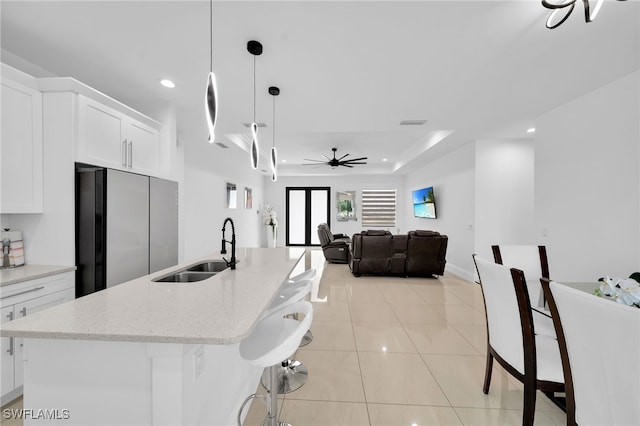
[77,95,159,175]
[0,69,44,213]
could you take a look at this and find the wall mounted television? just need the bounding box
[412,186,437,219]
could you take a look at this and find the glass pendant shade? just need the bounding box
[270,146,278,181]
[250,122,259,170]
[206,72,218,143]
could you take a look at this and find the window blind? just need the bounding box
[361,189,396,227]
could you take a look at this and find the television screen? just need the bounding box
[412,186,436,219]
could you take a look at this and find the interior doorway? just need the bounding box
[285,187,330,246]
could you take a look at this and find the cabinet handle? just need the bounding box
[128,141,133,168]
[7,337,14,356]
[20,307,27,317]
[6,311,13,321]
[0,286,45,301]
[122,140,128,167]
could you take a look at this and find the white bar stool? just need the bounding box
[238,301,313,426]
[260,269,316,394]
[290,269,316,347]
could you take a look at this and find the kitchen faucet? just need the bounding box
[221,217,237,270]
[2,237,10,268]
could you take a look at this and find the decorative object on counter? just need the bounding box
[220,217,237,269]
[205,0,218,143]
[269,86,279,182]
[247,40,263,170]
[336,191,356,221]
[262,203,278,248]
[594,275,640,308]
[541,0,627,30]
[0,229,24,268]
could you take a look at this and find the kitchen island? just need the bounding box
[1,247,306,425]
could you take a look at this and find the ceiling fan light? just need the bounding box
[250,122,259,169]
[205,72,218,143]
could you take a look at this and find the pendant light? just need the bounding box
[205,0,218,143]
[542,0,626,29]
[247,40,263,169]
[269,86,279,182]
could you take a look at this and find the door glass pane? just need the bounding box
[288,190,306,245]
[310,190,328,245]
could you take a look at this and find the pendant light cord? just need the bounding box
[253,56,256,122]
[209,0,213,72]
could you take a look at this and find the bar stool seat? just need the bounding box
[260,276,312,394]
[288,269,317,347]
[238,301,313,426]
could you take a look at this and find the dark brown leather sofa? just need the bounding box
[349,230,447,277]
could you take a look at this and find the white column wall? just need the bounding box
[404,143,476,281]
[474,139,535,261]
[535,70,640,281]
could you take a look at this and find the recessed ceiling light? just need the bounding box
[282,159,287,163]
[527,127,536,133]
[160,79,175,88]
[382,158,388,162]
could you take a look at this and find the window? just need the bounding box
[361,189,396,227]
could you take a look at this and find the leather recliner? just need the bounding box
[317,223,351,264]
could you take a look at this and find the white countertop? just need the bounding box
[1,247,305,344]
[0,264,76,286]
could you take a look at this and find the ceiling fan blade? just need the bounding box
[322,154,332,161]
[342,164,354,168]
[303,158,327,163]
[342,162,367,165]
[337,153,350,161]
[343,156,367,162]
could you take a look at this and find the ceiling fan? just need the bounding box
[303,148,368,168]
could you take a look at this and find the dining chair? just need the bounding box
[492,245,556,338]
[541,278,640,426]
[473,255,564,426]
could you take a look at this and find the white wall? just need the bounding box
[263,174,405,247]
[474,139,535,260]
[405,143,476,280]
[182,144,265,262]
[535,70,640,281]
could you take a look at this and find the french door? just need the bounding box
[286,187,330,246]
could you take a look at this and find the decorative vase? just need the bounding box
[266,225,277,248]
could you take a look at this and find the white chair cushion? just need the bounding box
[534,334,564,383]
[533,310,557,339]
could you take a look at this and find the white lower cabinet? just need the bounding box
[0,272,74,405]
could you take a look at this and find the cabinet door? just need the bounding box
[1,306,15,396]
[13,288,74,389]
[126,119,158,176]
[0,78,43,213]
[78,96,125,169]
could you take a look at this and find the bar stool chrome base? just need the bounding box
[261,359,308,394]
[299,329,313,347]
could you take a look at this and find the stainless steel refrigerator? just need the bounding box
[75,164,178,297]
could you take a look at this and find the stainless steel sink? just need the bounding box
[152,259,232,283]
[186,260,230,273]
[153,271,216,283]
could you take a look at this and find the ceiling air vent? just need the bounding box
[215,142,228,149]
[400,119,427,126]
[242,122,267,128]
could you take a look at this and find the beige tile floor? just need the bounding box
[243,261,567,426]
[1,260,567,426]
